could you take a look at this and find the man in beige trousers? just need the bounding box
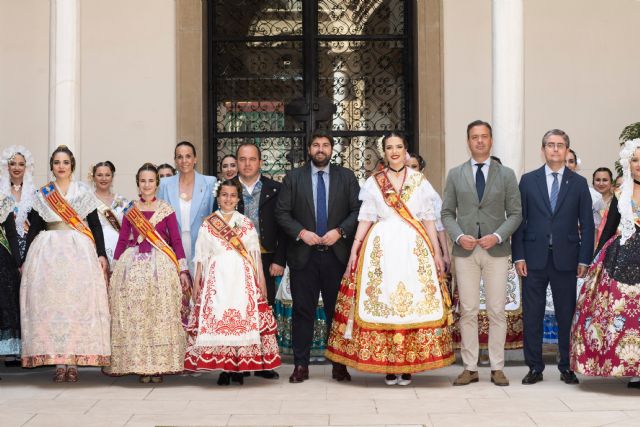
[441,120,522,386]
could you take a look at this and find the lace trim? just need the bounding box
[0,196,14,223]
[33,182,100,222]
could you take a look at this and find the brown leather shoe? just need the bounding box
[331,363,351,382]
[289,365,309,383]
[453,369,479,386]
[491,370,509,386]
[53,367,66,383]
[65,367,78,383]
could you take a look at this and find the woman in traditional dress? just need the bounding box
[0,146,35,362]
[0,196,21,368]
[21,145,110,382]
[571,139,640,388]
[184,179,280,385]
[592,167,615,246]
[105,163,189,383]
[326,133,454,386]
[91,161,128,268]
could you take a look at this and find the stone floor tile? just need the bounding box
[145,386,241,401]
[375,398,473,414]
[228,414,329,425]
[330,413,431,426]
[605,419,640,427]
[429,412,536,427]
[87,399,189,415]
[0,398,97,414]
[279,399,376,415]
[561,396,640,411]
[0,412,35,427]
[186,399,282,414]
[24,413,131,427]
[125,413,229,427]
[415,382,509,399]
[468,397,570,413]
[55,384,153,400]
[328,386,417,400]
[526,410,630,427]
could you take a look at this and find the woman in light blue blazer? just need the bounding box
[157,141,217,273]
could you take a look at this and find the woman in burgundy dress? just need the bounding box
[104,163,190,383]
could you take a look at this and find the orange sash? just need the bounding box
[41,182,95,244]
[206,212,258,278]
[123,201,180,272]
[373,171,453,314]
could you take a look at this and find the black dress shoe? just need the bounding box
[331,363,352,382]
[628,381,640,389]
[521,369,543,385]
[289,366,309,383]
[254,370,280,379]
[230,372,244,385]
[4,359,21,368]
[217,372,231,386]
[560,370,579,384]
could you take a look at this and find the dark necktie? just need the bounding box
[550,172,559,212]
[475,163,485,201]
[316,170,328,236]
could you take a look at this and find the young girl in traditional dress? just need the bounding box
[105,163,189,383]
[184,179,280,385]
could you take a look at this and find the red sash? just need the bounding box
[98,204,121,232]
[206,212,258,278]
[41,182,95,244]
[123,202,179,272]
[373,171,453,315]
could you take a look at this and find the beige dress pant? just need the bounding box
[454,246,509,371]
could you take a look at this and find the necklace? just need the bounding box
[11,182,22,192]
[139,196,157,207]
[388,165,405,173]
[634,179,640,186]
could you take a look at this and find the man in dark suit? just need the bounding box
[275,131,361,383]
[235,142,286,380]
[512,129,594,385]
[236,143,286,306]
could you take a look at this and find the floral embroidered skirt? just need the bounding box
[104,248,186,376]
[451,258,523,350]
[326,221,455,374]
[571,235,640,377]
[20,230,110,367]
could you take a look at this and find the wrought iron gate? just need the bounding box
[208,0,413,181]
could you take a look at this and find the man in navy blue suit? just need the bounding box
[512,129,594,385]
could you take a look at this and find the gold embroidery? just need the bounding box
[400,172,423,204]
[362,235,442,319]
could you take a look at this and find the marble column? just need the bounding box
[49,0,81,158]
[492,0,524,174]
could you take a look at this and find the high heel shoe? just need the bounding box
[230,372,244,385]
[217,372,231,386]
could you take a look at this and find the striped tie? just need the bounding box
[550,172,559,212]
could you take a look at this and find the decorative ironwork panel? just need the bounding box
[216,136,305,182]
[317,40,405,132]
[331,136,384,182]
[318,0,404,36]
[215,41,304,133]
[213,0,303,37]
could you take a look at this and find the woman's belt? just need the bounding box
[46,221,73,231]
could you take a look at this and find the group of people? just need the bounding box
[0,122,637,390]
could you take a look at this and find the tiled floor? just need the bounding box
[0,362,638,427]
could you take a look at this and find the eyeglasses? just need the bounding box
[545,142,567,149]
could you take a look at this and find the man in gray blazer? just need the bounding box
[441,120,522,386]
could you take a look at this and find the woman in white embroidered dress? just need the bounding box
[21,146,110,382]
[326,133,454,386]
[92,161,128,268]
[184,180,280,385]
[0,146,36,361]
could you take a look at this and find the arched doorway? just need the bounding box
[208,0,413,181]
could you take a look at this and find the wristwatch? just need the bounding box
[337,226,347,239]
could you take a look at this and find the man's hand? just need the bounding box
[478,234,499,250]
[515,260,528,277]
[577,265,588,278]
[300,229,322,246]
[458,235,478,251]
[321,229,341,246]
[443,253,451,273]
[269,263,285,277]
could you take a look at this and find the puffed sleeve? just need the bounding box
[357,177,379,222]
[431,192,445,232]
[192,222,212,268]
[414,179,437,222]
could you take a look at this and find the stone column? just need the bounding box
[492,0,524,174]
[49,0,81,158]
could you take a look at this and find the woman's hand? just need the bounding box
[434,254,445,276]
[180,271,192,292]
[98,256,109,283]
